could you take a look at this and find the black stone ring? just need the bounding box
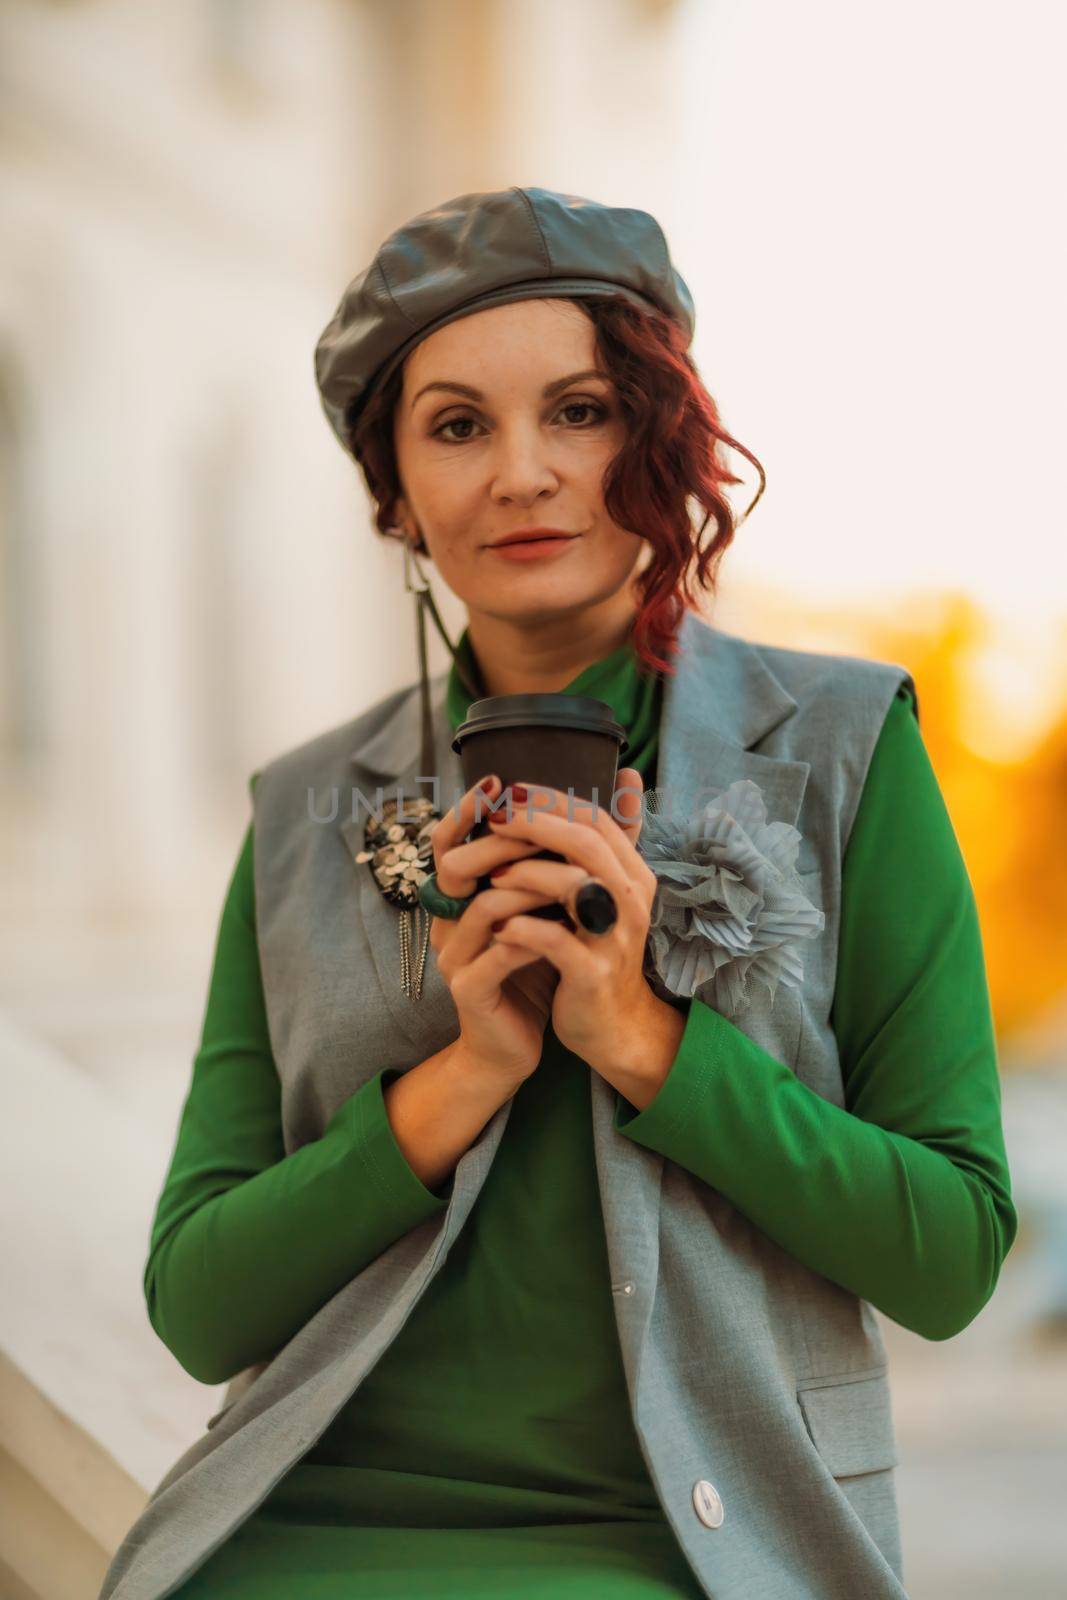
[567,877,619,937]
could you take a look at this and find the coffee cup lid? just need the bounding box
[451,692,628,754]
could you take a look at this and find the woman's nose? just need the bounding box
[489,427,560,503]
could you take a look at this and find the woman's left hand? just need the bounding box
[484,770,665,1076]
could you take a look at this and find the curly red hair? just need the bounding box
[344,293,765,679]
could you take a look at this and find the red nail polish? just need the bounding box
[489,867,508,880]
[511,784,529,803]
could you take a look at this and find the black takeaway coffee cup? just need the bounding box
[451,693,629,923]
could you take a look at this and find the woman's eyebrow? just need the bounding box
[410,369,609,411]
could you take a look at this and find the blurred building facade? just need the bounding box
[0,0,689,926]
[1,0,380,918]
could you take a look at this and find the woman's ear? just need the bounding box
[391,493,411,537]
[389,497,428,554]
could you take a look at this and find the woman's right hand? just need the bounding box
[428,775,559,1086]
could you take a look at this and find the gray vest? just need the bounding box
[99,609,917,1600]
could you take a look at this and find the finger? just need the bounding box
[491,913,601,983]
[493,867,628,944]
[499,777,652,889]
[493,780,648,885]
[488,799,625,887]
[451,938,548,1006]
[489,859,599,903]
[438,834,543,898]
[435,886,557,977]
[432,776,552,898]
[430,774,499,874]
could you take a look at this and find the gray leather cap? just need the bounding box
[313,185,696,450]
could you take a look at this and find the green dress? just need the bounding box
[153,629,1016,1598]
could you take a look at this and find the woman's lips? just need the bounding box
[487,536,579,562]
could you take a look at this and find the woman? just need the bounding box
[99,188,1017,1600]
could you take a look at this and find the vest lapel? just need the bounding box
[591,607,812,1405]
[656,607,811,834]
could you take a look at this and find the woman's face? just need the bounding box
[391,298,646,625]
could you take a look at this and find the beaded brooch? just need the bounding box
[354,793,440,1000]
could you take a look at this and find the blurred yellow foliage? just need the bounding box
[865,596,1067,1055]
[727,586,1067,1060]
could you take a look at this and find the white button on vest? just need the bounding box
[692,1479,725,1528]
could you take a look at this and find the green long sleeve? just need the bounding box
[148,669,1017,1397]
[614,686,1018,1341]
[144,814,452,1386]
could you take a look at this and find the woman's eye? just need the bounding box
[558,401,606,426]
[434,416,480,442]
[432,400,607,443]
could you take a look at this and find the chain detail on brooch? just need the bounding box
[354,794,440,1000]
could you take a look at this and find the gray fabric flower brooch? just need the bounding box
[636,778,825,1013]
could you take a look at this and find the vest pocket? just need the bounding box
[795,1367,899,1476]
